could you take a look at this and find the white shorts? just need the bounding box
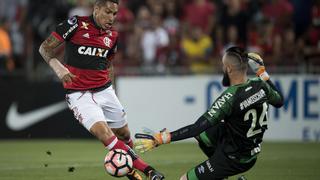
[65,86,127,130]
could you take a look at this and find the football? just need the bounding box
[104,149,133,177]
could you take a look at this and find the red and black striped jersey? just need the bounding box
[51,15,118,91]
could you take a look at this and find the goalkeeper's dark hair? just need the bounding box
[95,0,119,6]
[225,46,248,71]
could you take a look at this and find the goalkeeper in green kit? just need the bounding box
[135,46,284,180]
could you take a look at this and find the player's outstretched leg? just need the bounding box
[112,125,141,179]
[112,124,159,180]
[90,121,164,179]
[112,124,134,148]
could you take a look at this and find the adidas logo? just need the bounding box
[83,33,90,38]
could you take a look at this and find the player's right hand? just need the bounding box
[48,58,76,83]
[247,53,270,81]
[134,128,171,153]
[61,72,76,84]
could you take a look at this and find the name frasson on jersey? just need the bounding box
[240,89,266,110]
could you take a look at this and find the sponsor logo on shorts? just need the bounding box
[198,165,205,174]
[206,160,214,172]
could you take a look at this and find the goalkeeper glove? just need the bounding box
[134,128,171,153]
[247,53,269,81]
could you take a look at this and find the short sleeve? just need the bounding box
[51,16,79,42]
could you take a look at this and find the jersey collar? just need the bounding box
[89,15,102,29]
[89,15,114,36]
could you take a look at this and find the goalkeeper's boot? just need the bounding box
[148,169,165,180]
[126,169,143,180]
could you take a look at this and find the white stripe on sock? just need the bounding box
[106,137,118,150]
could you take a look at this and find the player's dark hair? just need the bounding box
[225,46,248,71]
[95,0,119,5]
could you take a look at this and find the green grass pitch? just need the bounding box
[0,140,319,180]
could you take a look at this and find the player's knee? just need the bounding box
[90,121,114,141]
[118,131,131,141]
[180,174,188,180]
[113,125,131,141]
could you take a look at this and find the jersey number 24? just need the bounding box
[244,102,268,138]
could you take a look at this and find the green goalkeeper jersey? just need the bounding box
[203,77,283,157]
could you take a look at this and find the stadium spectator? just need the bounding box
[114,0,134,66]
[68,0,92,17]
[0,0,28,22]
[262,0,294,34]
[182,0,216,34]
[147,0,165,17]
[0,0,28,71]
[163,1,180,36]
[291,0,313,38]
[247,23,263,54]
[219,0,249,46]
[141,14,169,72]
[0,18,14,71]
[125,24,144,68]
[302,1,320,68]
[223,25,241,52]
[165,32,184,70]
[181,26,213,73]
[281,27,299,65]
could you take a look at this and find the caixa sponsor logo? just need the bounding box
[78,46,109,58]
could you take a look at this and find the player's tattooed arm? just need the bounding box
[39,35,75,83]
[39,34,62,63]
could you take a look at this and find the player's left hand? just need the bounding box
[134,128,171,153]
[247,52,270,81]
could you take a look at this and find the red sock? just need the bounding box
[125,138,134,148]
[104,136,149,173]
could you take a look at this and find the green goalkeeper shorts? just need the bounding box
[186,145,256,180]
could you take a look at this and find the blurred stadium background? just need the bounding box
[0,0,319,179]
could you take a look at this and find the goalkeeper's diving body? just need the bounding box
[135,46,284,180]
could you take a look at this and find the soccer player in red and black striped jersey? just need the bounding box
[39,0,164,179]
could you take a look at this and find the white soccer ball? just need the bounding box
[104,149,133,177]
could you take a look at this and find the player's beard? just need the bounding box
[222,71,231,87]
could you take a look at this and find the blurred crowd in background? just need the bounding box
[0,0,320,79]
